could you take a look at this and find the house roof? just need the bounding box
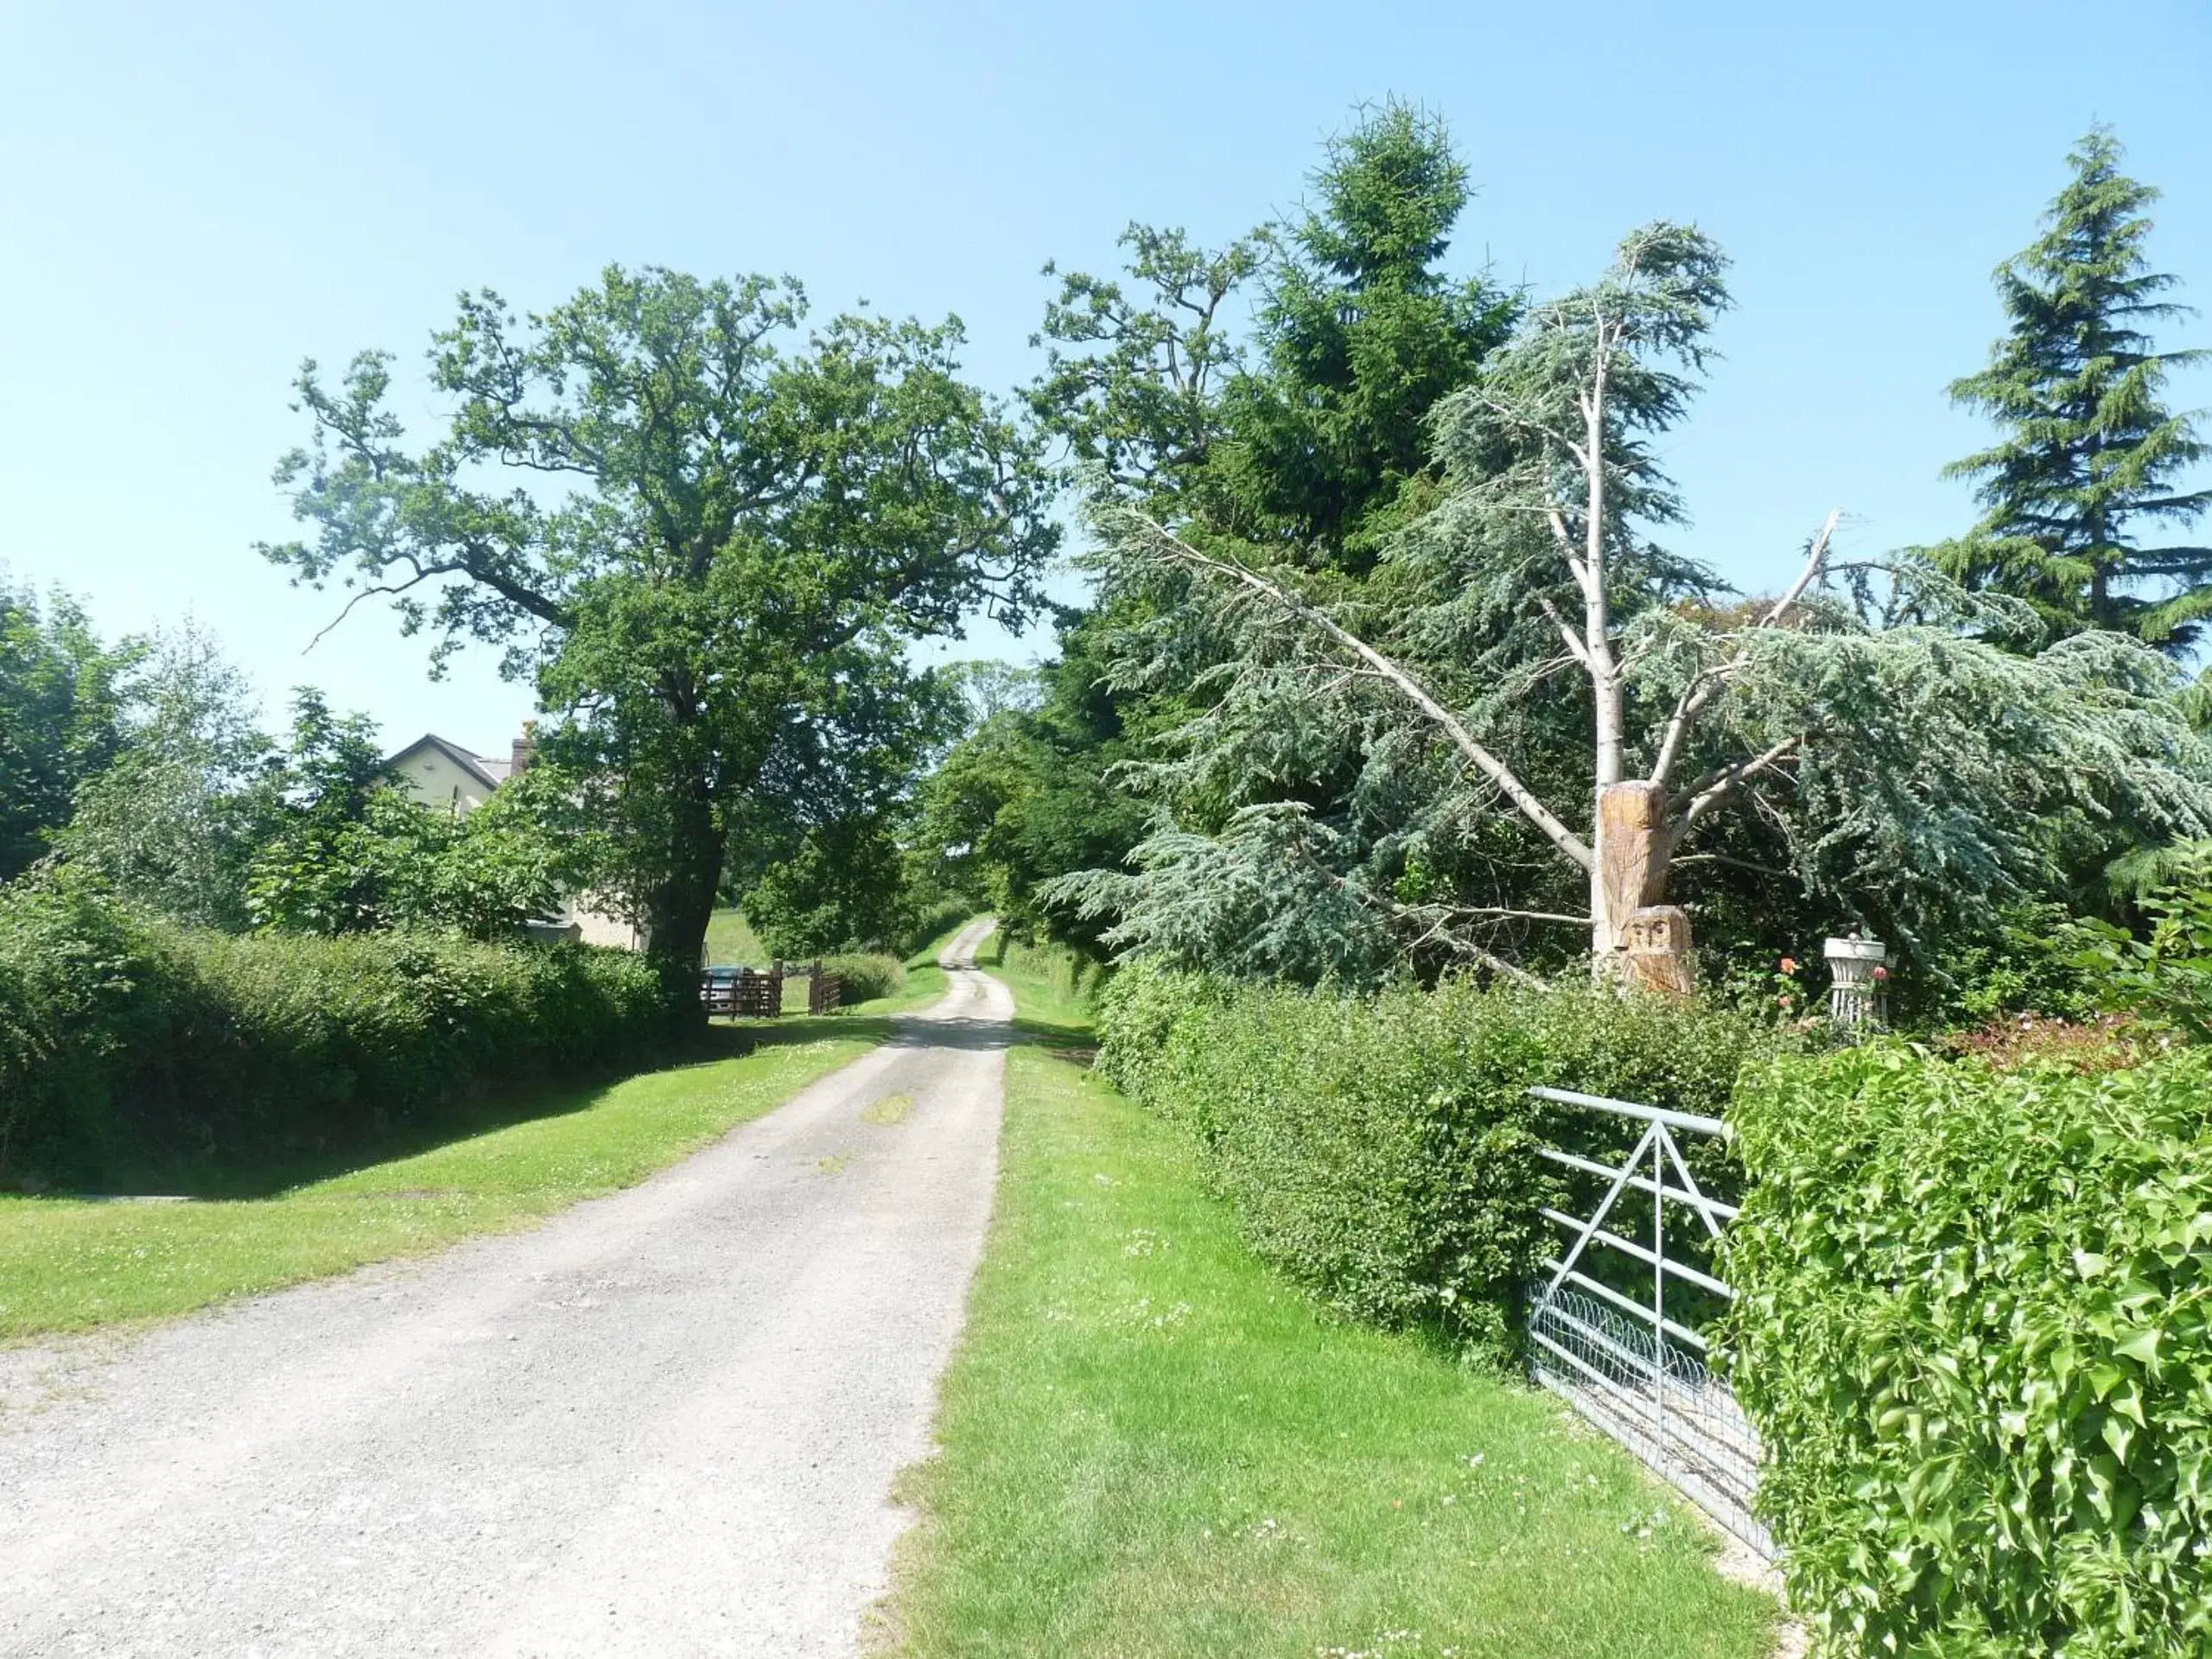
[385,733,511,790]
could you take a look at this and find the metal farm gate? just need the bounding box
[1523,1085,1771,1558]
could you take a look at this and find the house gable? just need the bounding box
[385,734,507,816]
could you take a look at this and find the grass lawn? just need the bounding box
[703,906,767,966]
[0,1030,874,1344]
[884,941,1781,1658]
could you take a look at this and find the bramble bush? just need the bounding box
[0,871,690,1184]
[1096,963,1775,1363]
[1722,1045,2212,1656]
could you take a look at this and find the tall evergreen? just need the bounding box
[1940,128,2211,650]
[1219,100,1518,572]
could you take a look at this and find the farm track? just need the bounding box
[0,918,1010,1657]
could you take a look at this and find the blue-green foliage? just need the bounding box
[0,872,689,1183]
[1723,1045,2212,1656]
[1096,963,1770,1363]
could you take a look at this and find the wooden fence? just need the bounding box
[700,962,841,1019]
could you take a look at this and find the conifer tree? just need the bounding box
[1218,100,1517,571]
[1941,128,2212,650]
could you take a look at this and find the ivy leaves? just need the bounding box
[1724,1046,2212,1653]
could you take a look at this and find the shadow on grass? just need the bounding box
[65,985,1044,1203]
[1010,1016,1096,1059]
[67,1016,899,1204]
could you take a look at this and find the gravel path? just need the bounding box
[0,918,1012,1657]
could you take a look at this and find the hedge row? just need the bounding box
[0,873,692,1184]
[1095,963,1774,1363]
[820,951,904,1005]
[1723,1046,2212,1656]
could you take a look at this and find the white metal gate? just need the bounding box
[1524,1085,1770,1557]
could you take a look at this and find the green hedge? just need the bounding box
[0,873,690,1184]
[821,951,904,1006]
[1723,1046,2212,1656]
[1096,963,1773,1363]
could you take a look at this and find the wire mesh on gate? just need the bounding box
[1524,1085,1774,1560]
[1529,1287,1771,1557]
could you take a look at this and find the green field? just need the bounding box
[703,906,767,966]
[883,940,1779,1657]
[0,1030,874,1344]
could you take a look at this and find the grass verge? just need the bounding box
[851,923,966,1015]
[883,950,1779,1657]
[0,1031,872,1344]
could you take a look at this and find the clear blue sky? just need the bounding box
[3,0,2209,756]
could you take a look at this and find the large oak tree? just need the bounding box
[266,268,1056,969]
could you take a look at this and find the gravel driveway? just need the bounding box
[0,918,1012,1657]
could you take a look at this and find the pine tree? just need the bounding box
[1218,100,1517,572]
[1941,128,2212,651]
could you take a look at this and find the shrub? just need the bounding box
[1722,1045,2212,1656]
[2077,877,2212,1043]
[819,951,904,1006]
[0,870,187,1174]
[0,874,690,1185]
[901,894,976,956]
[1096,964,1774,1363]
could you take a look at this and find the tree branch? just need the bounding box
[1648,509,1840,790]
[1670,850,1793,880]
[1125,512,1594,871]
[1675,736,1801,837]
[303,565,440,652]
[1535,594,1592,667]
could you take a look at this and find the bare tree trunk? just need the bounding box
[1594,781,1669,969]
[1580,340,1638,980]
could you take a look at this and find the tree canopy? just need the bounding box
[1044,224,2212,985]
[1031,99,1515,568]
[58,626,276,931]
[264,267,1058,968]
[0,581,135,882]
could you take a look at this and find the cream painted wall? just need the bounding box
[391,741,499,815]
[569,902,650,951]
[387,737,652,953]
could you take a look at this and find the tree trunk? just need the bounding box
[1592,781,1671,977]
[1624,906,1694,997]
[643,771,728,989]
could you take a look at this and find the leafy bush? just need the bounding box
[900,894,976,956]
[2077,876,2212,1042]
[0,870,186,1173]
[1920,901,2102,1028]
[819,951,903,1006]
[1722,1045,2212,1656]
[1096,964,1774,1363]
[0,874,689,1185]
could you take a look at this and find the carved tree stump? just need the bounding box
[1624,905,1695,998]
[1598,782,1665,944]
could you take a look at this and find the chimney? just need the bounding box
[511,718,538,779]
